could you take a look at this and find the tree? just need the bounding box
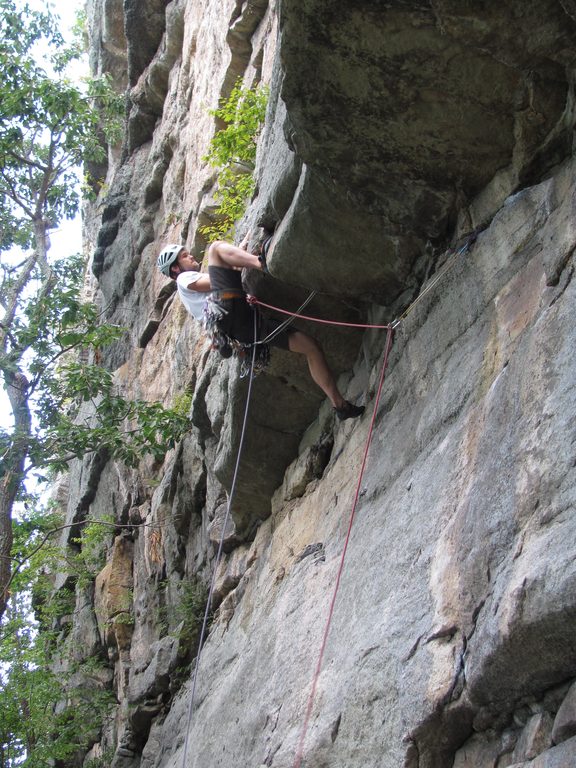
[0,2,189,622]
[0,505,116,768]
[0,607,115,767]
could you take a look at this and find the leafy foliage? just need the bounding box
[0,605,114,767]
[0,2,123,250]
[200,80,268,241]
[159,577,208,646]
[156,576,208,693]
[0,509,115,768]
[0,252,190,481]
[0,4,190,763]
[204,80,268,167]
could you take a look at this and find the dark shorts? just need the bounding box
[208,266,293,350]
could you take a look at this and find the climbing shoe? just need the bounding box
[334,401,365,421]
[258,232,273,274]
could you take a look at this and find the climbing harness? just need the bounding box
[180,311,259,768]
[203,296,234,352]
[203,294,270,376]
[204,288,320,373]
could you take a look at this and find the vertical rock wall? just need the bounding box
[133,158,576,768]
[55,1,576,767]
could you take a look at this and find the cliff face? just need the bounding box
[57,1,576,767]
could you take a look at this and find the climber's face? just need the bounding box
[170,250,200,278]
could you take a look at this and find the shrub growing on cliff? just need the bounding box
[158,577,208,647]
[200,80,268,241]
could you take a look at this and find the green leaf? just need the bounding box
[199,79,268,242]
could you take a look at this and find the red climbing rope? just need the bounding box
[293,324,395,768]
[247,295,393,329]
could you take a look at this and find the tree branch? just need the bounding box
[0,253,37,356]
[7,149,48,174]
[26,342,82,396]
[0,169,35,219]
[2,515,183,605]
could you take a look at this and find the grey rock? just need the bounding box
[452,732,504,768]
[296,542,325,564]
[278,0,574,246]
[513,712,554,762]
[124,0,169,86]
[552,681,576,745]
[129,635,179,703]
[506,735,576,767]
[207,501,241,552]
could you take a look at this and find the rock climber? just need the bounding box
[156,236,364,420]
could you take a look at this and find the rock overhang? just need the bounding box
[94,0,576,533]
[265,0,576,301]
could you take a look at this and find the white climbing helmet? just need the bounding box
[157,243,184,276]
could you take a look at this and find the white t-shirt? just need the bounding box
[176,271,207,320]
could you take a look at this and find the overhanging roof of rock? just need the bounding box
[277,0,575,248]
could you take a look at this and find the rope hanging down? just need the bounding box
[273,232,477,767]
[180,309,259,768]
